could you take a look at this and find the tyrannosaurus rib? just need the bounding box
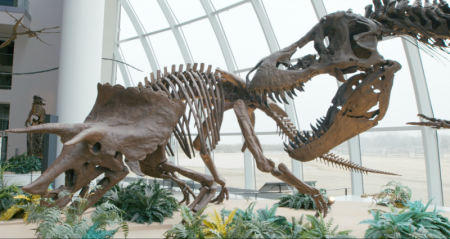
[258,105,399,176]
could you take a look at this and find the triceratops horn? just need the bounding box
[6,123,85,136]
[64,128,105,146]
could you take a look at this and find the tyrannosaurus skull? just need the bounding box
[246,10,401,162]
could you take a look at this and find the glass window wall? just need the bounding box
[113,0,447,204]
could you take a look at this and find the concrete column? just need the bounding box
[55,0,106,187]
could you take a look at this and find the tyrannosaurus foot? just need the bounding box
[310,187,328,218]
[210,186,229,204]
[407,114,450,129]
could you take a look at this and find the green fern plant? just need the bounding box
[300,213,355,239]
[377,180,412,207]
[361,199,450,238]
[20,187,128,239]
[164,205,207,239]
[277,189,330,211]
[1,152,41,174]
[97,179,179,225]
[0,164,21,216]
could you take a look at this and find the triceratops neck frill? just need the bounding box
[84,83,185,126]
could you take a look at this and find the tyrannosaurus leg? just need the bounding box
[193,110,233,204]
[233,100,328,217]
[408,114,450,129]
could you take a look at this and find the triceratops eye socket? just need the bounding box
[92,142,102,153]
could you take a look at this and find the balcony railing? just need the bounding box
[0,0,29,12]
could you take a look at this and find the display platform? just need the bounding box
[2,197,449,238]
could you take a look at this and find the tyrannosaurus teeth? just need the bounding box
[294,136,303,146]
[304,130,314,141]
[297,131,308,143]
[289,140,299,149]
[268,92,277,102]
[248,91,255,101]
[296,86,304,92]
[274,91,283,104]
[286,90,294,99]
[311,123,318,132]
[278,90,289,104]
[317,118,324,125]
[290,88,297,96]
[256,94,264,107]
[316,122,321,129]
[261,93,270,109]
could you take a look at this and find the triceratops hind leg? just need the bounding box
[233,99,328,217]
[161,160,217,212]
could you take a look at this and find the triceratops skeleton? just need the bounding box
[7,0,448,217]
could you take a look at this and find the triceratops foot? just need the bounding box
[407,114,450,129]
[188,183,217,213]
[210,186,229,204]
[179,183,196,206]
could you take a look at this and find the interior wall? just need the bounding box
[5,0,63,159]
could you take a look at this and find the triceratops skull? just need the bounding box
[7,84,185,206]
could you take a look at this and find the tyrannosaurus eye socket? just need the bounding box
[92,142,102,153]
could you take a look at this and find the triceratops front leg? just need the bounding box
[127,146,196,206]
[233,100,328,217]
[407,114,450,129]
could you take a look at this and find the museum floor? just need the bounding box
[1,196,450,238]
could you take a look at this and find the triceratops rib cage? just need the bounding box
[259,103,399,176]
[145,63,225,158]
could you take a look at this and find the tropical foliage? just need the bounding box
[20,188,129,239]
[0,194,40,221]
[164,206,208,239]
[376,180,412,207]
[1,152,42,174]
[0,164,24,219]
[360,199,450,238]
[96,179,179,224]
[165,202,354,239]
[276,188,331,210]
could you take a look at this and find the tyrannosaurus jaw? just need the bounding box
[247,10,402,162]
[284,60,401,162]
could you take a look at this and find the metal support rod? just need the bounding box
[119,0,160,74]
[251,0,303,179]
[402,39,444,206]
[157,0,193,64]
[200,0,237,72]
[113,47,132,87]
[243,136,254,189]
